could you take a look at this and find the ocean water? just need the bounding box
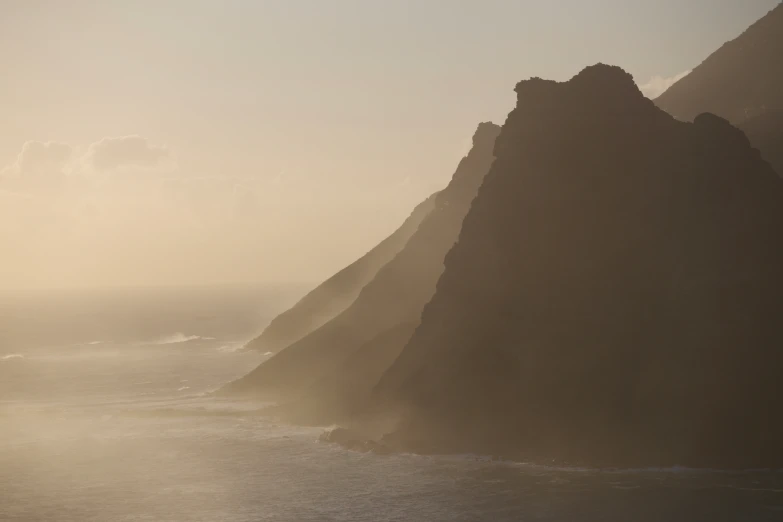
[1,286,781,522]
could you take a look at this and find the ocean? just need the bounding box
[1,285,781,521]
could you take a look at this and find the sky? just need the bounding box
[0,0,779,289]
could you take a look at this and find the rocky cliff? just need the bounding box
[244,194,435,353]
[224,123,501,412]
[655,3,783,123]
[739,110,783,175]
[376,65,783,469]
[655,3,783,175]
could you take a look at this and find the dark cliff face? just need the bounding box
[224,122,501,406]
[655,3,783,123]
[740,110,783,175]
[244,194,436,353]
[377,64,783,469]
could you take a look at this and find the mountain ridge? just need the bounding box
[655,2,783,123]
[224,122,501,408]
[243,194,436,353]
[374,64,783,469]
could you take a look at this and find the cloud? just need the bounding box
[638,70,691,99]
[84,135,171,171]
[0,140,72,192]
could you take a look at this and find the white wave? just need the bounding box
[217,343,244,353]
[722,486,783,493]
[1,353,24,361]
[178,386,191,392]
[153,333,204,345]
[263,351,274,356]
[600,465,724,474]
[87,341,103,345]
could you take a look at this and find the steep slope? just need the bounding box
[224,122,500,405]
[279,321,419,425]
[244,194,435,353]
[654,3,783,175]
[655,2,783,123]
[377,65,783,469]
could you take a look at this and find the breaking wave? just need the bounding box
[152,333,214,345]
[1,353,24,361]
[217,343,245,353]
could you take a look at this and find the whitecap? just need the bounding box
[153,333,203,345]
[1,353,24,361]
[217,344,244,353]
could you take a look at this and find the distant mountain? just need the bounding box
[375,65,783,469]
[244,194,436,353]
[224,122,501,413]
[655,3,783,174]
[656,3,783,123]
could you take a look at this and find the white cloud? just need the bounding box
[638,70,691,99]
[0,141,72,193]
[84,135,171,171]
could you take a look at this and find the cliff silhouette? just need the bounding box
[740,110,783,175]
[244,194,436,353]
[655,2,783,174]
[375,65,783,469]
[224,123,501,411]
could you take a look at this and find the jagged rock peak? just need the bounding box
[493,64,658,161]
[375,62,783,469]
[694,112,753,149]
[472,122,502,147]
[515,64,642,105]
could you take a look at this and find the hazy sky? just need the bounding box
[1,0,779,289]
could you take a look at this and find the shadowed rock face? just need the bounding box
[224,122,501,407]
[376,64,783,469]
[279,321,419,424]
[244,194,436,353]
[655,3,783,175]
[740,110,783,175]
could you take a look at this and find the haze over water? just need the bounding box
[0,286,780,522]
